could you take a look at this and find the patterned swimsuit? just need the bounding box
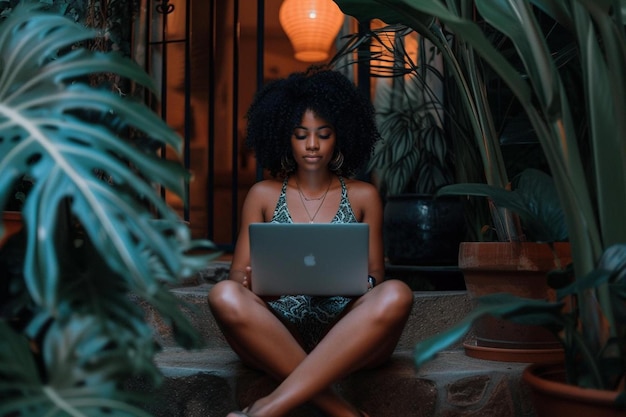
[267,176,358,351]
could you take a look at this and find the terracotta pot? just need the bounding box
[1,211,23,248]
[523,362,624,417]
[383,194,465,265]
[459,241,571,361]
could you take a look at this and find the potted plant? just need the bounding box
[334,0,626,414]
[438,168,570,361]
[331,24,468,266]
[330,3,544,271]
[332,1,572,357]
[0,5,217,416]
[428,8,574,360]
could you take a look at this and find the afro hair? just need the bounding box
[245,66,381,177]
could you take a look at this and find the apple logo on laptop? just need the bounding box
[303,253,316,267]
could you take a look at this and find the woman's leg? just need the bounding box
[243,279,414,417]
[208,280,364,416]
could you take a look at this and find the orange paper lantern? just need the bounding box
[279,0,345,62]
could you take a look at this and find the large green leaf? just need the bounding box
[0,6,219,415]
[572,1,626,249]
[0,6,216,303]
[437,168,567,241]
[478,0,561,114]
[0,318,155,417]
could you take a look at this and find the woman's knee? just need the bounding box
[207,280,247,319]
[373,279,414,319]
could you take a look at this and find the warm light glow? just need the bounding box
[369,20,420,76]
[279,0,345,62]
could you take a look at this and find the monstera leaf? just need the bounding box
[0,5,212,304]
[0,5,217,415]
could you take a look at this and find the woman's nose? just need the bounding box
[305,134,319,150]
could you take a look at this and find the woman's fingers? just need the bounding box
[243,265,252,289]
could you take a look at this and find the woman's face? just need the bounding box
[290,109,336,172]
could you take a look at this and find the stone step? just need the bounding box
[131,264,536,416]
[129,347,534,416]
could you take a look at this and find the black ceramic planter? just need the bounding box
[383,194,465,265]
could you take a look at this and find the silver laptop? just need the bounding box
[249,223,369,296]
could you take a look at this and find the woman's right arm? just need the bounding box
[228,181,277,285]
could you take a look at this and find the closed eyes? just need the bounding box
[293,127,334,140]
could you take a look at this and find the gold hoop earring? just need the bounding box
[329,150,344,172]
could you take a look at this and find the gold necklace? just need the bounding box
[296,178,333,201]
[296,178,332,223]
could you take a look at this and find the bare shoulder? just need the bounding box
[247,178,284,198]
[343,178,380,201]
[343,178,382,220]
[242,178,284,221]
[244,178,285,207]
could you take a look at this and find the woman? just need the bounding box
[208,67,414,417]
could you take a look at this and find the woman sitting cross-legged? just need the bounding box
[208,67,414,417]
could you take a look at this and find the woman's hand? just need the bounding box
[242,265,252,289]
[228,266,252,289]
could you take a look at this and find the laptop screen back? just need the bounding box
[249,223,369,296]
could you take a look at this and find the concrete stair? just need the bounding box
[131,261,537,417]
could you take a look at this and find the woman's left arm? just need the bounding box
[349,180,386,283]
